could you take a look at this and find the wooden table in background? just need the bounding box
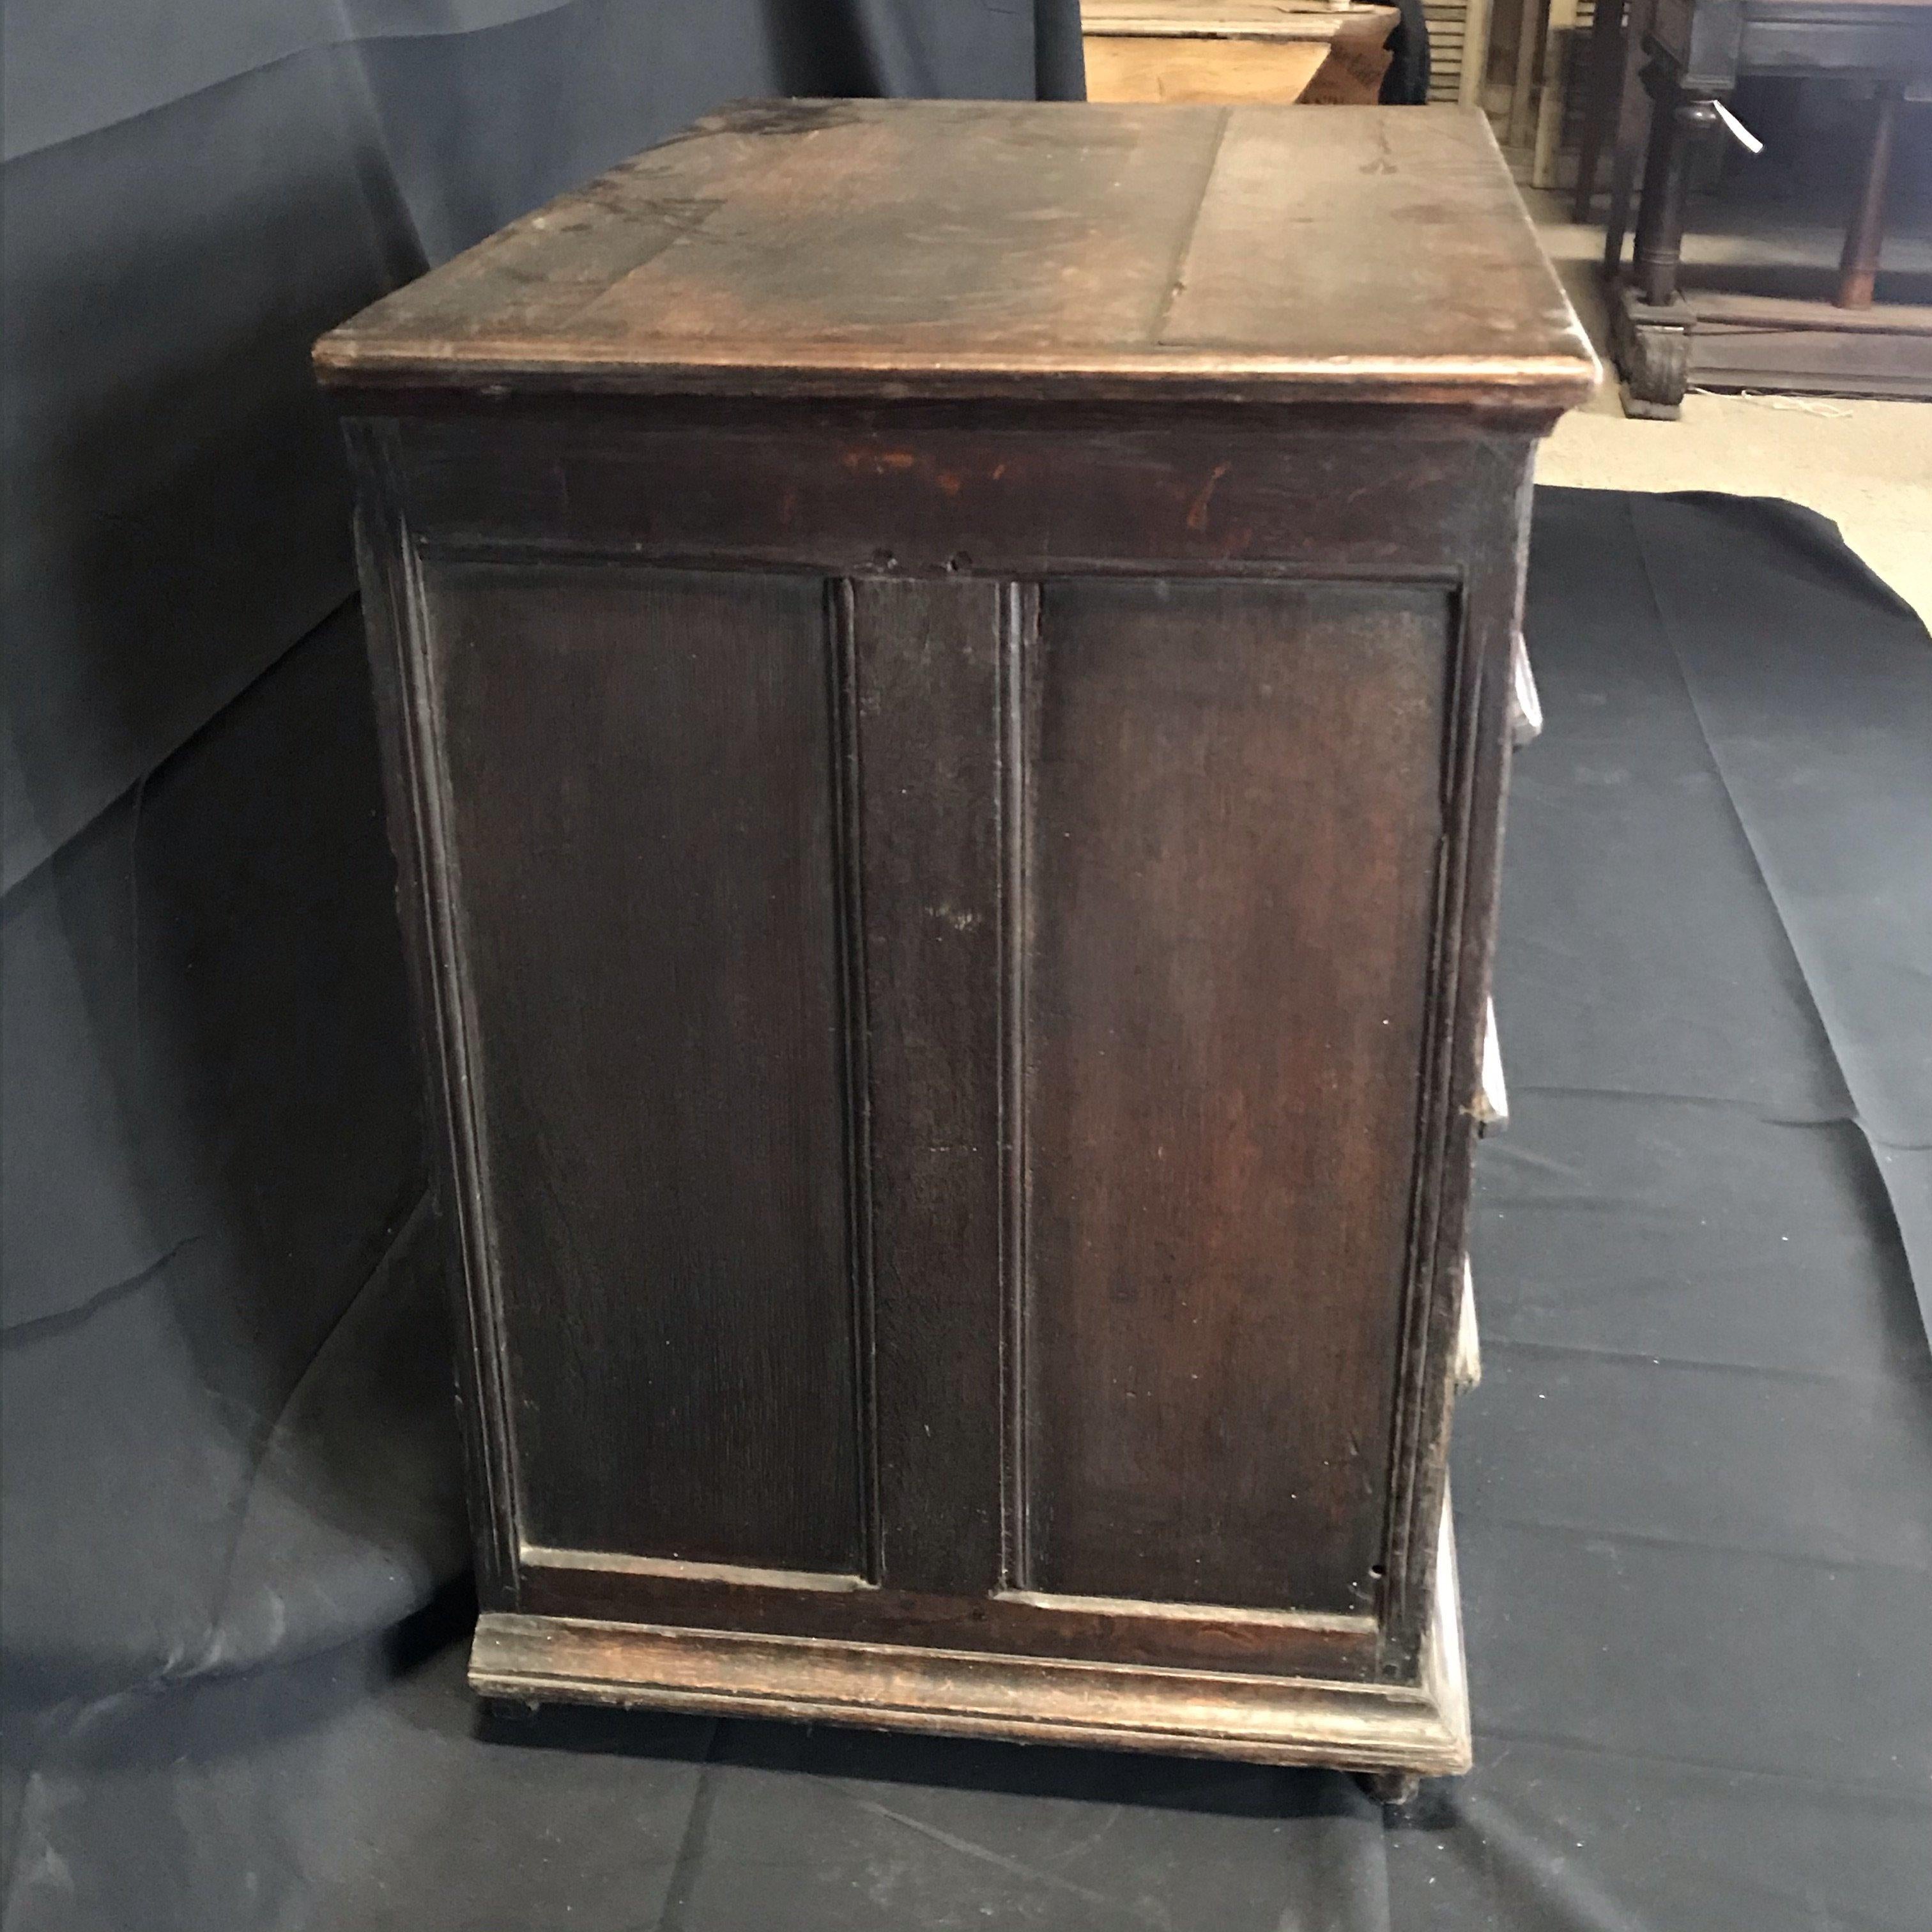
[1589,0,1932,412]
[1084,0,1402,101]
[318,101,1594,1798]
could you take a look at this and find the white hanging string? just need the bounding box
[1686,388,1859,418]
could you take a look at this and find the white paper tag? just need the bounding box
[1712,99,1765,155]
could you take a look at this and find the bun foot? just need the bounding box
[1358,1769,1422,1807]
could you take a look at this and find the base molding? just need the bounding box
[471,1507,1471,1778]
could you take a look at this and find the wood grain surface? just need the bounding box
[847,578,1009,1597]
[470,1502,1469,1771]
[1084,1,1397,38]
[1084,37,1333,100]
[424,562,865,1572]
[1021,578,1450,1612]
[1082,1,1400,106]
[316,102,1596,410]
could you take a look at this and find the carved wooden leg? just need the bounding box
[1837,81,1902,309]
[1611,295,1692,418]
[1613,66,1716,418]
[1359,1769,1423,1806]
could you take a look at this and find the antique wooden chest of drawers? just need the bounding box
[318,100,1594,1788]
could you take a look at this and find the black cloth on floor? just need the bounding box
[3,489,1928,1929]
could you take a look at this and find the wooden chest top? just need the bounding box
[1082,0,1400,40]
[315,100,1596,411]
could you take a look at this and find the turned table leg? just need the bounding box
[1837,81,1903,309]
[1611,58,1722,418]
[1633,69,1718,308]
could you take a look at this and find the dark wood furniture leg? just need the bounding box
[1612,61,1719,418]
[1837,80,1902,309]
[1572,0,1627,219]
[1604,9,1932,403]
[1634,71,1708,307]
[1600,0,1657,270]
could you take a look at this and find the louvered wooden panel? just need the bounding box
[1423,0,1494,104]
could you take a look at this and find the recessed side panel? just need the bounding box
[422,561,863,1574]
[1023,577,1451,1614]
[848,578,1009,1597]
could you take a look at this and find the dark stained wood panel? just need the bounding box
[848,579,1009,1596]
[396,411,1509,581]
[325,123,789,347]
[423,562,864,1573]
[1161,109,1588,370]
[314,102,1597,411]
[1021,577,1451,1613]
[573,107,1227,356]
[514,1554,1378,1678]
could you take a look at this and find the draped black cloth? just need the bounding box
[0,0,1080,1839]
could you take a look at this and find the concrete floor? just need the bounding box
[1524,189,1932,628]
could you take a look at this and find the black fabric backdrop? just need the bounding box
[2,0,1086,898]
[4,4,1928,1924]
[0,0,1080,1891]
[2,0,1084,1694]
